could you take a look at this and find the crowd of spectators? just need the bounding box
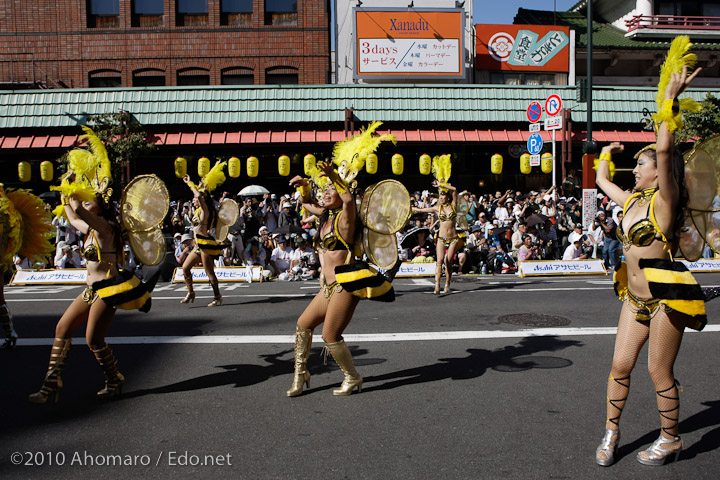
[18,169,625,281]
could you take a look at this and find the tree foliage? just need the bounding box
[677,93,720,145]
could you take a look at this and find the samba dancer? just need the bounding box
[0,185,54,349]
[181,161,227,307]
[594,38,705,466]
[285,122,395,397]
[29,127,158,403]
[412,155,460,294]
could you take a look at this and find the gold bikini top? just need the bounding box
[82,230,117,264]
[617,189,669,250]
[438,204,457,221]
[317,209,352,253]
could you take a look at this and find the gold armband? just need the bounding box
[599,152,612,162]
[61,195,70,206]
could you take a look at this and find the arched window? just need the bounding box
[265,66,298,85]
[177,67,211,86]
[221,67,254,85]
[88,69,122,88]
[133,68,166,87]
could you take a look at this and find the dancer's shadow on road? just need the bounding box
[362,335,583,393]
[617,399,720,463]
[119,346,379,398]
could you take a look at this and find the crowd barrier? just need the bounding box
[9,259,720,285]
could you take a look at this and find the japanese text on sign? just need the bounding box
[358,39,460,74]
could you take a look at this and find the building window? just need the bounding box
[87,0,119,28]
[177,68,211,86]
[265,0,297,26]
[489,72,554,86]
[133,69,166,87]
[132,0,164,27]
[654,1,720,16]
[88,70,122,87]
[177,0,209,26]
[221,0,253,26]
[221,67,254,85]
[265,66,298,85]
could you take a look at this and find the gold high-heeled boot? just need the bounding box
[91,344,125,399]
[28,337,71,404]
[180,278,195,303]
[325,339,362,396]
[286,326,313,397]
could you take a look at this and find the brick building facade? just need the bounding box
[0,0,330,89]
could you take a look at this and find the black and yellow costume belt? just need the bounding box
[84,269,154,313]
[195,233,223,258]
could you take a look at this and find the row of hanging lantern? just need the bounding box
[491,153,553,175]
[173,151,554,181]
[17,161,55,182]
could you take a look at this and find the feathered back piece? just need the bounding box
[332,121,396,190]
[201,161,227,193]
[0,185,53,270]
[432,154,452,189]
[652,36,702,132]
[51,126,113,203]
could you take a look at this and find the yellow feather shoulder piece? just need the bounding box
[431,154,452,185]
[201,161,227,193]
[652,35,702,131]
[0,185,23,270]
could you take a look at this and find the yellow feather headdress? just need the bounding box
[651,35,702,132]
[432,154,452,191]
[200,161,227,193]
[51,126,112,203]
[331,121,396,192]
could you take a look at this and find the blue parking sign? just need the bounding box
[527,133,543,155]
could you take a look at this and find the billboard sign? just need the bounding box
[476,24,570,72]
[354,8,465,79]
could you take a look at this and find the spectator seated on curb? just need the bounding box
[271,235,295,280]
[289,234,319,280]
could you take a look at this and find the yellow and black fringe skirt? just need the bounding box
[195,233,223,258]
[614,260,706,331]
[91,269,154,313]
[335,262,395,302]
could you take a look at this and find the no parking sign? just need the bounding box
[526,102,542,123]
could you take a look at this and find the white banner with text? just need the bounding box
[172,266,264,283]
[518,259,607,277]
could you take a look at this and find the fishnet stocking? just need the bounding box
[604,302,649,430]
[648,309,685,440]
[297,287,360,343]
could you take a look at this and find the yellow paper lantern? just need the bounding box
[40,161,54,182]
[278,155,290,176]
[391,153,404,175]
[304,154,316,176]
[174,157,187,178]
[419,154,431,175]
[366,153,378,174]
[541,153,553,174]
[228,156,241,178]
[18,161,31,182]
[247,156,259,178]
[197,157,210,177]
[490,153,503,175]
[520,153,531,175]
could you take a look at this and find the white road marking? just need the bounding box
[14,325,720,346]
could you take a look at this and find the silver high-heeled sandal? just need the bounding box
[595,428,620,467]
[636,434,682,466]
